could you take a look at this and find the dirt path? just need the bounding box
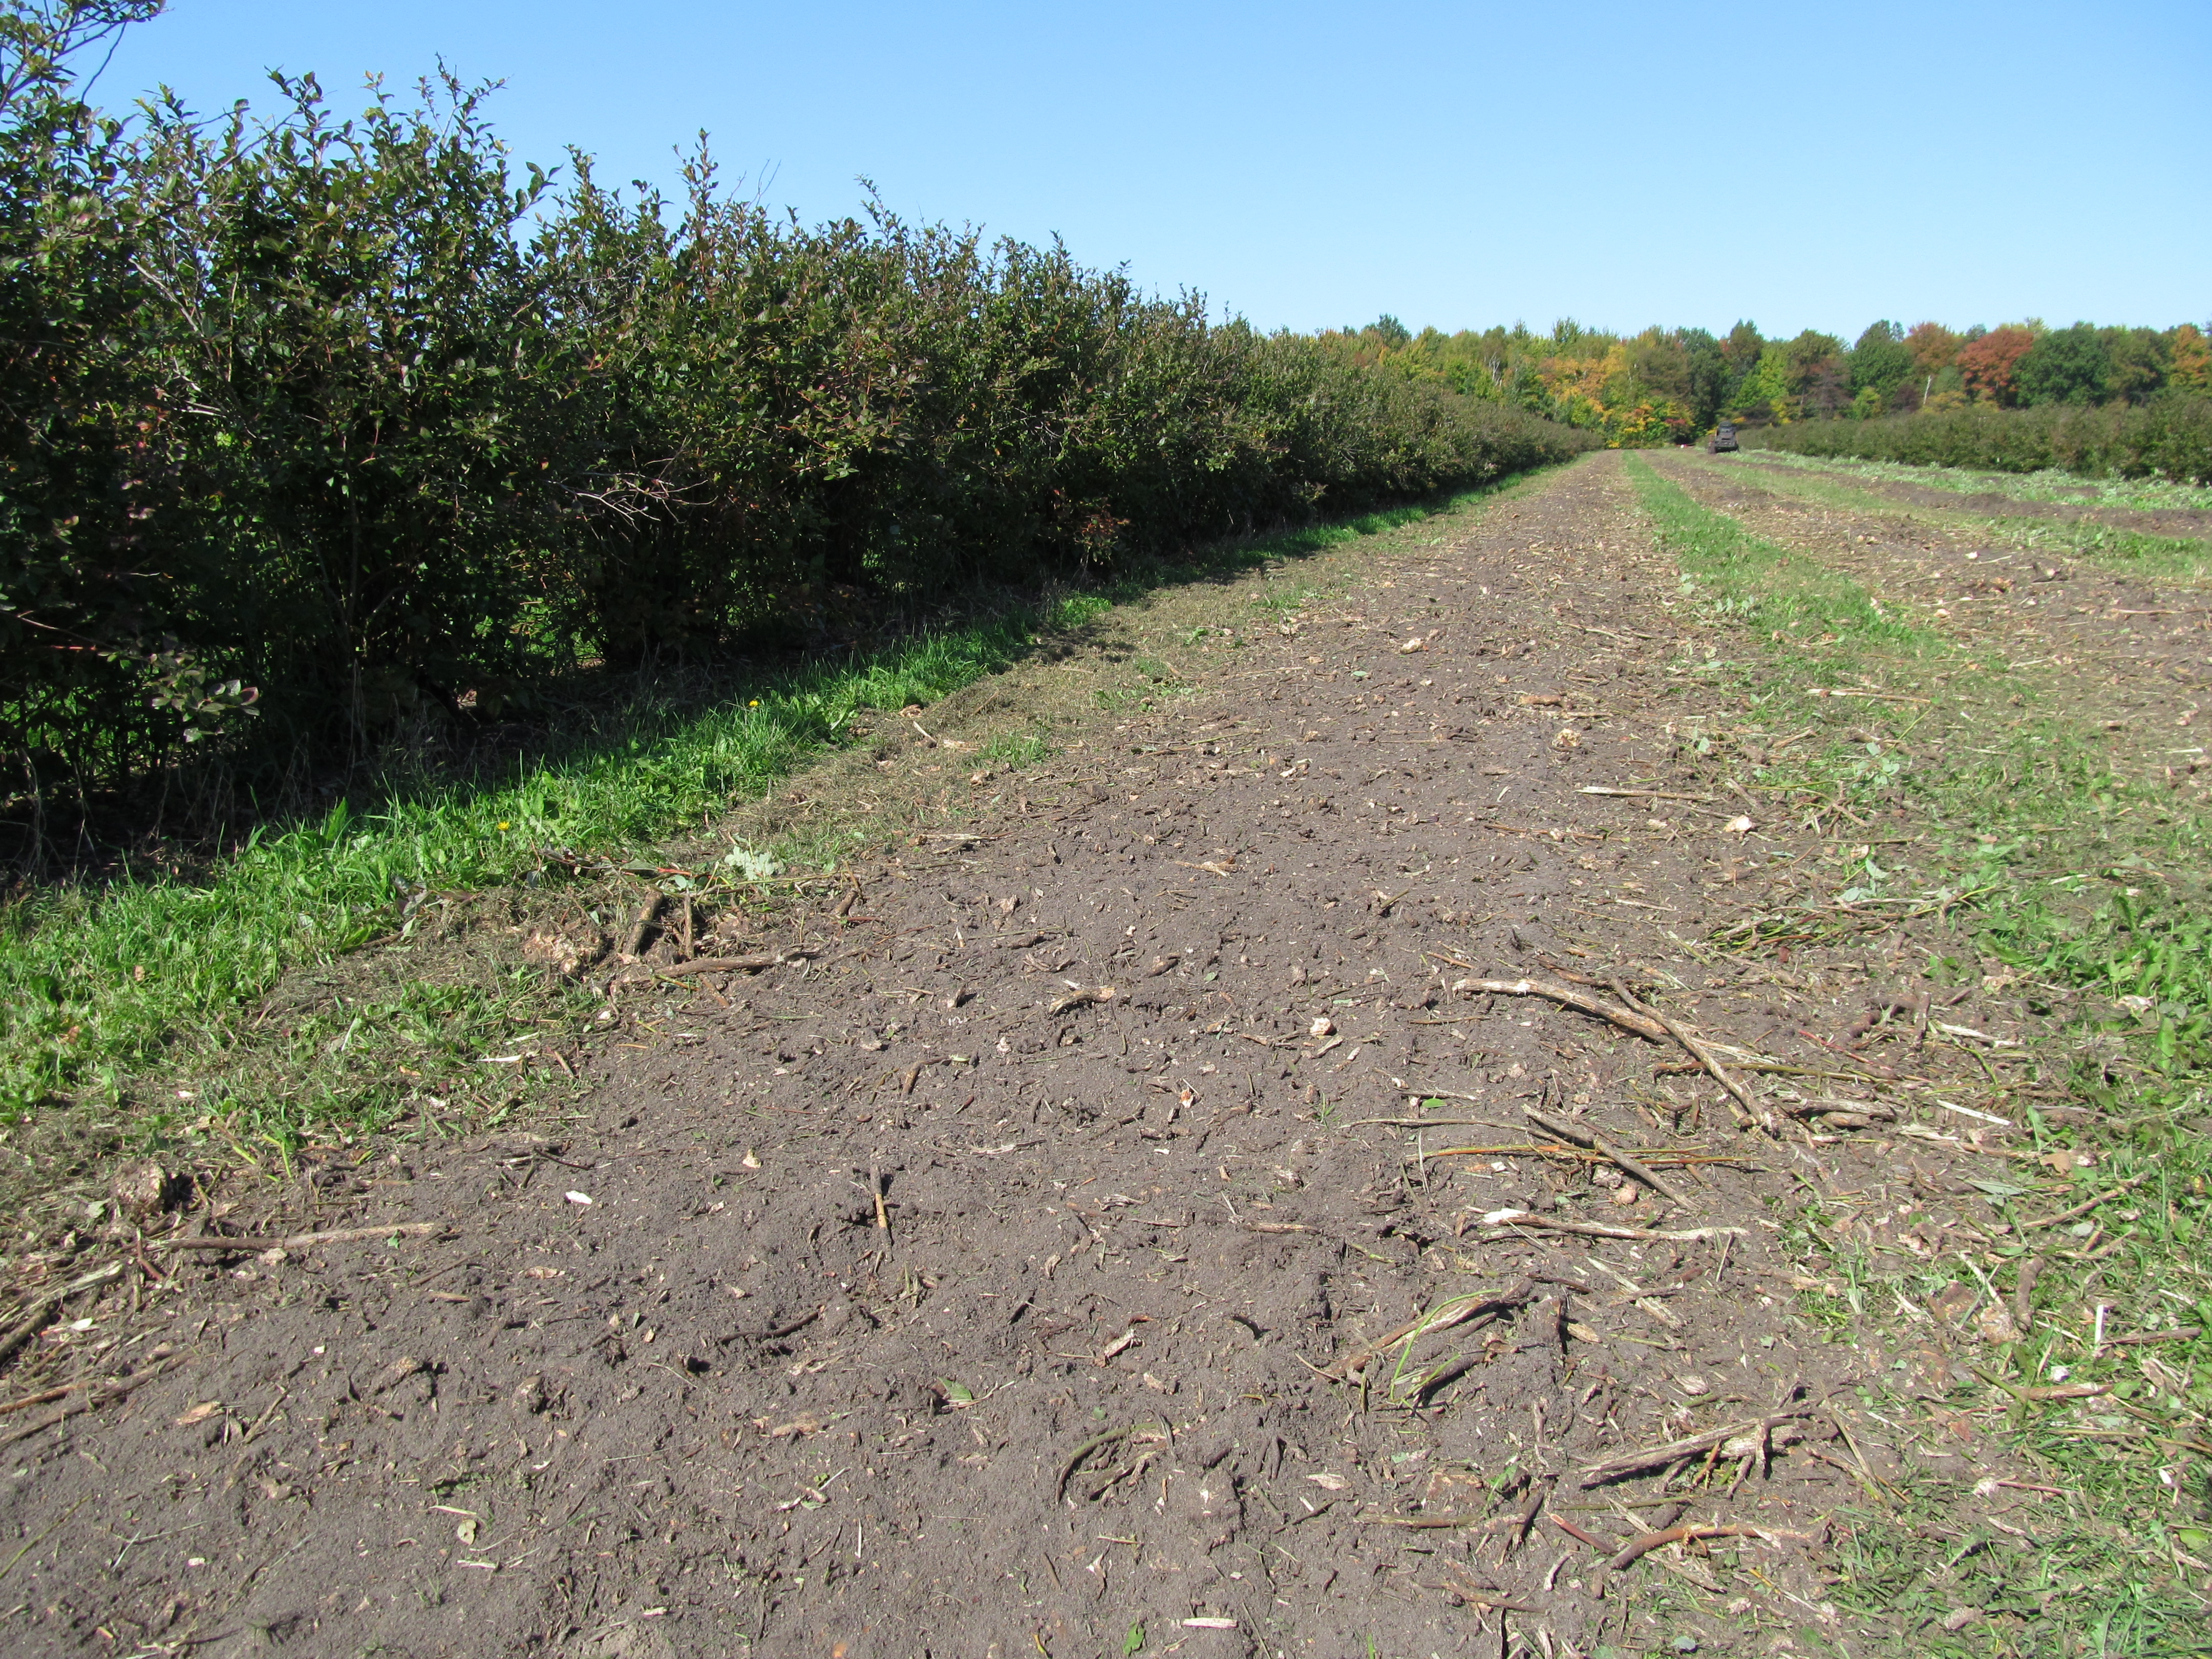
[0,456,2130,1657]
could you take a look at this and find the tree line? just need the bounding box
[1324,315,2211,448]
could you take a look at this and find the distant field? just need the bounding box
[1730,446,2212,514]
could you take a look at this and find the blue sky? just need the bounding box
[96,0,2209,342]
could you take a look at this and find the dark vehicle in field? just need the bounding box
[1709,422,1739,453]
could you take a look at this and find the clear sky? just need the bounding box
[94,0,2209,342]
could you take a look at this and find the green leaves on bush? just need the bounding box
[0,13,1590,831]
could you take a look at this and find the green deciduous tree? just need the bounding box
[2015,323,2112,406]
[1848,321,1914,409]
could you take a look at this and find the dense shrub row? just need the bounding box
[0,15,1588,820]
[1740,396,2212,486]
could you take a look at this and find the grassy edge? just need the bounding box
[1629,455,2212,1655]
[0,467,1564,1159]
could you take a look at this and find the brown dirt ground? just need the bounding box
[0,454,2173,1658]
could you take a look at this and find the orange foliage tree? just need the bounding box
[2170,324,2211,392]
[1957,326,2038,406]
[1905,322,1960,376]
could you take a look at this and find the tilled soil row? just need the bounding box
[1659,452,2212,740]
[0,456,2066,1657]
[1725,453,2212,544]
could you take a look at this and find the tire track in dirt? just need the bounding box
[0,456,2080,1658]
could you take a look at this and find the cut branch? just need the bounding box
[1523,1105,1690,1207]
[1422,960,1668,1043]
[1611,978,1769,1132]
[1577,1413,1811,1487]
[157,1221,445,1253]
[1477,1209,1745,1244]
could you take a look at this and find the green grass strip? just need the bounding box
[1625,454,1940,661]
[0,615,1037,1119]
[1737,444,2212,515]
[1633,455,2212,1654]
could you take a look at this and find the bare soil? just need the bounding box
[0,455,2155,1657]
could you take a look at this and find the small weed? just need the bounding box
[1252,583,1321,619]
[1051,594,1113,630]
[978,727,1053,769]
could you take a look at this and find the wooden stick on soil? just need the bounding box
[0,1383,76,1417]
[1328,1275,1541,1382]
[1348,1117,1515,1131]
[1610,978,1767,1132]
[2020,1170,2156,1230]
[1047,985,1117,1015]
[0,1354,180,1448]
[1505,1477,1550,1557]
[621,892,666,959]
[1476,1209,1745,1244]
[157,1221,446,1254]
[1523,1106,1690,1208]
[1054,1422,1165,1503]
[1422,960,1669,1043]
[1577,1413,1811,1487]
[0,1261,123,1370]
[1594,1521,1794,1594]
[655,953,786,976]
[1357,1512,1520,1531]
[1550,1514,1614,1550]
[869,1161,891,1243]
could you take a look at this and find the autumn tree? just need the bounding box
[1957,325,2037,405]
[2170,324,2212,392]
[1898,321,1963,408]
[1782,330,1848,418]
[1905,321,1960,375]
